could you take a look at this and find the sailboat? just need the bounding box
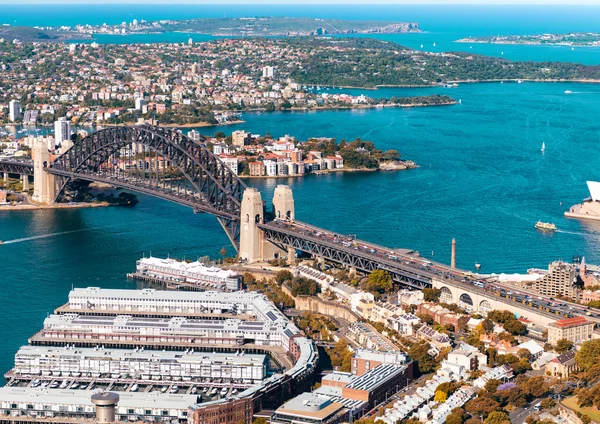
[541,142,546,153]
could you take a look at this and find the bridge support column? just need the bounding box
[3,173,7,184]
[21,175,29,192]
[32,139,56,204]
[287,247,296,266]
[451,238,457,269]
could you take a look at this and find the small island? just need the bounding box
[456,33,600,47]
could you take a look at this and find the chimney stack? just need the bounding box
[451,238,456,269]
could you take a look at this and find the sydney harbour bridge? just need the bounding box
[0,124,586,325]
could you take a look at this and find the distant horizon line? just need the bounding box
[3,1,600,4]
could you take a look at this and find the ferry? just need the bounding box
[535,221,557,232]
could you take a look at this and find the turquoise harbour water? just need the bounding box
[2,4,600,375]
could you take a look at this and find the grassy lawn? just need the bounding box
[563,396,600,423]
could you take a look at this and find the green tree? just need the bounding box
[576,340,600,371]
[483,411,510,424]
[423,288,441,302]
[275,270,294,285]
[540,398,556,409]
[481,318,494,334]
[408,341,437,375]
[243,272,256,286]
[363,270,393,298]
[465,396,501,418]
[382,149,401,161]
[521,376,548,398]
[445,414,464,424]
[555,338,574,354]
[484,379,502,393]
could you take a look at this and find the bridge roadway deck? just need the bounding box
[47,168,240,221]
[0,160,33,176]
[260,219,600,323]
[259,219,442,289]
[261,219,465,290]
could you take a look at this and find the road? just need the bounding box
[510,399,541,424]
[268,218,600,323]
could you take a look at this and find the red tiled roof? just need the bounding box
[552,317,590,328]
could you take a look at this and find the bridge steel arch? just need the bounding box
[47,125,248,249]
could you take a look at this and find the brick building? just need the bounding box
[416,302,470,330]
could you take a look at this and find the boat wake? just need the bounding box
[2,229,89,244]
[556,229,600,236]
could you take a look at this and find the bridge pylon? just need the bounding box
[32,139,56,204]
[240,186,296,264]
[273,185,295,221]
[272,185,297,265]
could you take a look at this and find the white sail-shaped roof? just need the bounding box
[587,181,600,202]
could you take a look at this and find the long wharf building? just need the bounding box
[130,257,242,292]
[12,346,267,384]
[1,289,317,424]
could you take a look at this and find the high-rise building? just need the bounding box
[231,130,252,147]
[54,117,71,148]
[533,261,582,300]
[135,98,147,111]
[8,100,20,122]
[262,66,274,78]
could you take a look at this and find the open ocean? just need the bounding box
[2,4,600,375]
